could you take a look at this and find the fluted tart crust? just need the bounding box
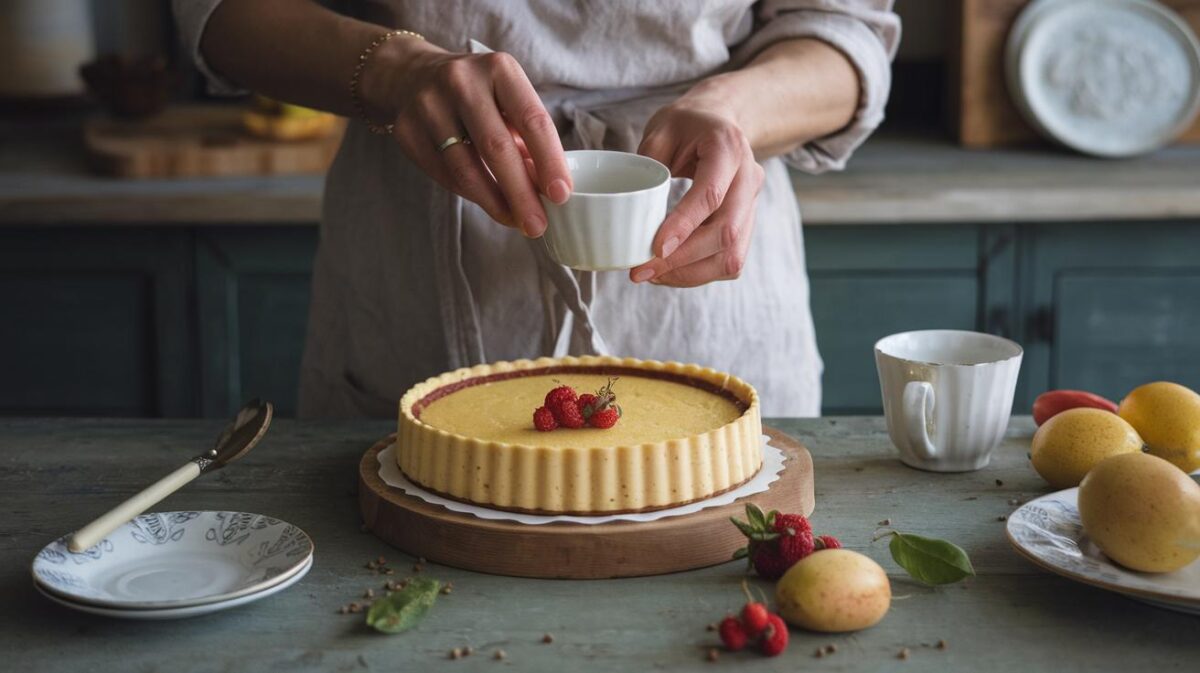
[397,356,763,515]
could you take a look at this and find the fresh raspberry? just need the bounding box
[717,616,748,651]
[772,513,812,537]
[533,406,558,432]
[588,406,620,429]
[553,398,586,429]
[750,545,792,580]
[816,535,842,550]
[773,513,815,566]
[759,614,789,657]
[577,393,598,413]
[544,385,578,411]
[741,602,770,637]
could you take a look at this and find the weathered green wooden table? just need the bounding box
[2,417,1194,672]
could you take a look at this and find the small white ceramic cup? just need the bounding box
[539,150,671,271]
[874,330,1023,472]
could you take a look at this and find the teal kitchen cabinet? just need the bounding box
[0,228,194,416]
[1018,221,1200,406]
[805,225,1018,415]
[196,227,318,418]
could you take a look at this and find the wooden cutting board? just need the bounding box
[83,104,345,178]
[951,0,1200,148]
[358,426,815,579]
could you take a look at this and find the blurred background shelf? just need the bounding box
[2,120,1198,418]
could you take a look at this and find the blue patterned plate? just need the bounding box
[32,511,314,610]
[1006,489,1200,615]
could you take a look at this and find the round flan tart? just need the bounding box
[397,356,763,515]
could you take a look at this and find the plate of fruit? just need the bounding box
[1008,382,1200,614]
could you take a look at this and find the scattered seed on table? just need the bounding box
[825,644,837,654]
[348,602,362,613]
[365,561,377,570]
[542,633,554,644]
[706,648,720,662]
[494,650,506,660]
[898,648,910,660]
[385,568,395,575]
[376,556,386,565]
[705,623,716,632]
[337,606,348,614]
[854,467,864,472]
[995,479,1004,486]
[1008,499,1020,505]
[937,639,949,650]
[413,564,423,573]
[964,496,978,501]
[997,515,1007,522]
[814,648,825,658]
[463,646,474,657]
[363,588,374,599]
[449,648,463,660]
[878,518,891,526]
[417,557,427,564]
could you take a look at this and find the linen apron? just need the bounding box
[174,0,901,417]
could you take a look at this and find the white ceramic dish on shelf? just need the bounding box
[1006,488,1200,615]
[32,511,314,611]
[1006,0,1200,157]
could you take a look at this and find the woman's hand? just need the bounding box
[363,38,571,237]
[630,97,765,287]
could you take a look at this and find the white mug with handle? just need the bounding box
[874,330,1023,472]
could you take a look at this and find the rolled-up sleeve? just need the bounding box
[173,0,245,95]
[732,0,900,173]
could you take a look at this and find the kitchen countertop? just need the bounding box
[3,416,1194,673]
[2,116,1198,226]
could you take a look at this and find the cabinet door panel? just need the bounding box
[1054,272,1200,399]
[1022,222,1200,402]
[0,229,193,417]
[806,224,988,415]
[197,228,317,417]
[810,274,980,414]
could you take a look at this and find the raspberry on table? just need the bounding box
[717,616,748,651]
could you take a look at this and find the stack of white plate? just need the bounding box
[1006,0,1200,157]
[32,511,314,619]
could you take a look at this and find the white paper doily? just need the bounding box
[376,435,785,525]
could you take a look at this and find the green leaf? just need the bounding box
[732,547,749,560]
[886,532,975,586]
[366,577,441,634]
[744,503,767,530]
[730,517,757,538]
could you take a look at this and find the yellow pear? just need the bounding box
[775,549,890,632]
[1030,407,1143,489]
[1118,381,1200,473]
[1078,452,1200,573]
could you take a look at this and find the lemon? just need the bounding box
[1079,452,1200,573]
[1030,407,1143,489]
[1118,381,1200,473]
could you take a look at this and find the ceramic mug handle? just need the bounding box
[902,381,938,461]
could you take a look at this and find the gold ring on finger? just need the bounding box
[437,134,471,152]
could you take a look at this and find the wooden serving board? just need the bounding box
[83,104,344,178]
[358,426,815,579]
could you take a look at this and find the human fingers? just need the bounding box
[491,55,571,204]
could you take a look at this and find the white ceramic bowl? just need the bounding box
[539,150,670,271]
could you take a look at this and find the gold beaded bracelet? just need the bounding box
[349,29,425,135]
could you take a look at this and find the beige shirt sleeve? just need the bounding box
[732,0,901,174]
[172,0,245,95]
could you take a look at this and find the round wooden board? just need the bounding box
[358,426,814,579]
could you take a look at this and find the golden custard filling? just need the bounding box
[417,373,743,447]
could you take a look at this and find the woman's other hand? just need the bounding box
[363,38,571,236]
[631,96,764,287]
